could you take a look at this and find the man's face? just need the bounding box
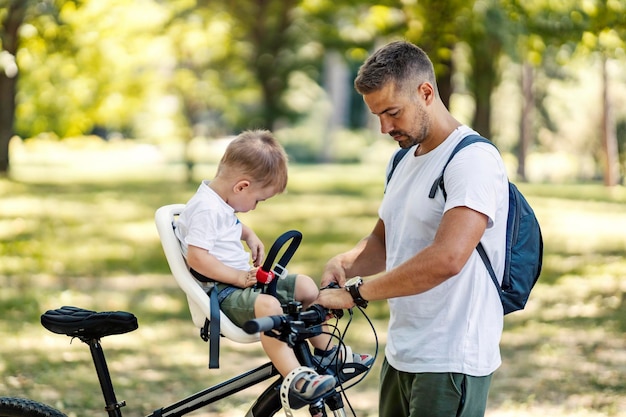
[363,82,430,149]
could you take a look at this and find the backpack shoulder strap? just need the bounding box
[385,147,411,192]
[427,134,505,301]
[428,135,496,199]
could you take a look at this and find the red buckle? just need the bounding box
[256,269,275,284]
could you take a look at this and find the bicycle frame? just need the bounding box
[83,321,346,417]
[80,335,276,417]
[147,362,279,417]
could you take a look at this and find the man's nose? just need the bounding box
[379,117,393,134]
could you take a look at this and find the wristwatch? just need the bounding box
[344,276,368,308]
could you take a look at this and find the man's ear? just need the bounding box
[234,179,251,193]
[419,82,435,104]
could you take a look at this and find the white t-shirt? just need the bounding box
[174,180,251,272]
[379,126,508,376]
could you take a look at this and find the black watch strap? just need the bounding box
[346,278,368,308]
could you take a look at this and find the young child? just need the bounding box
[174,130,372,403]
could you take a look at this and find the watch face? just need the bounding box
[345,277,361,287]
[344,276,368,308]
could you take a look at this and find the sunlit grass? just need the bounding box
[2,164,626,416]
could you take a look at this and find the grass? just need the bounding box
[1,162,626,417]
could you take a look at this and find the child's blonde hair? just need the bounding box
[217,130,288,192]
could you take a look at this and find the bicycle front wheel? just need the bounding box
[0,397,67,417]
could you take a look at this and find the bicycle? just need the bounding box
[0,298,376,417]
[0,221,378,417]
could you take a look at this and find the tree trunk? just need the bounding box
[471,51,495,139]
[321,51,350,163]
[437,57,453,110]
[517,62,534,182]
[601,55,619,186]
[0,69,17,175]
[246,0,297,131]
[0,0,27,176]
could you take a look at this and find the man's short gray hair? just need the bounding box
[354,41,438,97]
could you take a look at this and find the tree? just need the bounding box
[510,0,625,185]
[401,0,472,108]
[0,0,27,175]
[220,0,405,131]
[0,0,98,176]
[577,0,626,186]
[293,0,405,161]
[467,1,532,141]
[17,0,167,139]
[189,0,307,131]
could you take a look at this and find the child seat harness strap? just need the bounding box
[189,268,221,368]
[256,230,302,296]
[189,230,302,369]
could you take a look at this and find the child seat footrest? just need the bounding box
[41,306,138,339]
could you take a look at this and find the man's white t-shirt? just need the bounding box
[379,126,508,377]
[174,180,251,272]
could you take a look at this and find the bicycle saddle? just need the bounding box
[41,306,138,339]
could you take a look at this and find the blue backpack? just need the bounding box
[387,135,543,314]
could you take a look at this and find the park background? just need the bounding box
[2,1,626,416]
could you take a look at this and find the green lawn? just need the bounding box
[1,165,626,417]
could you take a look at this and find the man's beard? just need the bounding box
[392,106,430,149]
[397,135,419,149]
[392,126,428,149]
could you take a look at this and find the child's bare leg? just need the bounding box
[294,274,334,351]
[254,293,301,377]
[255,288,336,402]
[293,274,374,374]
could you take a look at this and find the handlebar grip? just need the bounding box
[242,315,285,334]
[298,304,327,323]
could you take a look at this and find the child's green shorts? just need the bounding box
[219,273,297,327]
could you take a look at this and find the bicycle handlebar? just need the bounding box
[242,304,329,335]
[243,315,286,334]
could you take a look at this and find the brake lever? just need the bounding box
[321,281,339,289]
[319,282,344,319]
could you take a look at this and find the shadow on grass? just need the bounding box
[3,175,626,415]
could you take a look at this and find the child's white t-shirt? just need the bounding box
[175,180,251,272]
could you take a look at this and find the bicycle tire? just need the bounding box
[0,397,67,417]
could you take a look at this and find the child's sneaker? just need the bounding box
[290,371,335,401]
[313,345,374,383]
[313,345,374,370]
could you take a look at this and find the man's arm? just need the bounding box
[360,205,487,300]
[317,206,488,308]
[320,218,387,287]
[186,245,257,288]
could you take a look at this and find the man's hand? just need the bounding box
[321,219,387,288]
[320,256,347,288]
[316,287,355,310]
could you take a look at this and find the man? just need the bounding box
[316,40,509,417]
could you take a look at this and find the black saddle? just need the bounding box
[41,306,138,340]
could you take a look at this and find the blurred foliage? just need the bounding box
[4,0,407,140]
[2,0,626,178]
[2,0,622,136]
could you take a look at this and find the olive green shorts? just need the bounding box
[218,274,297,328]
